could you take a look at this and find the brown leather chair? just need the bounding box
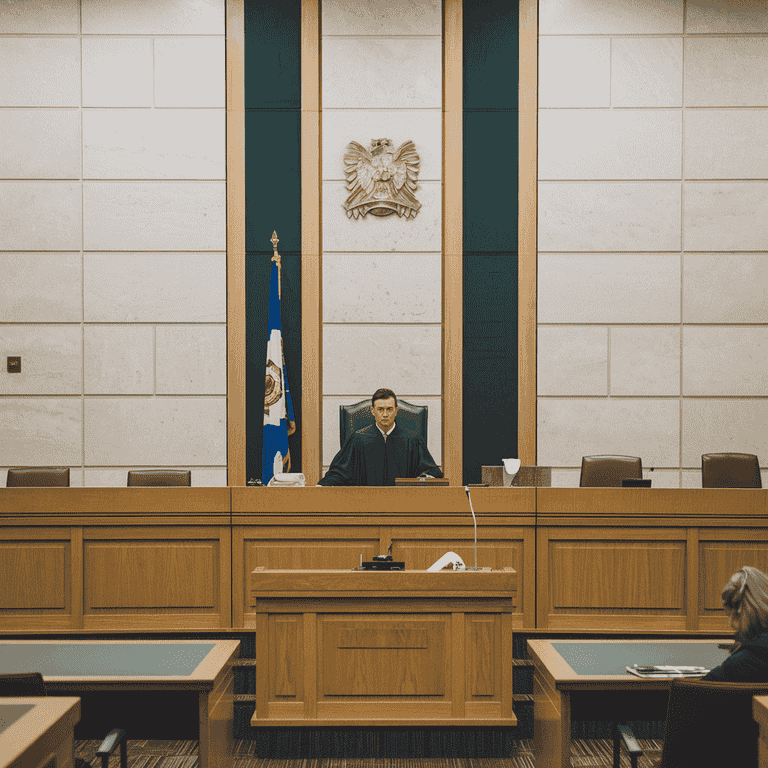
[579,455,642,487]
[701,453,762,488]
[6,467,70,487]
[127,470,191,487]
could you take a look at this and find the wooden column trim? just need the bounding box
[518,0,538,466]
[443,0,463,485]
[302,0,322,486]
[226,0,246,486]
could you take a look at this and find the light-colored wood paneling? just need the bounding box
[518,0,537,466]
[467,615,497,698]
[302,0,321,486]
[227,0,246,487]
[0,542,68,610]
[273,615,301,697]
[443,0,463,485]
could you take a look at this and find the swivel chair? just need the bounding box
[579,455,642,487]
[127,470,191,486]
[7,467,70,487]
[701,453,761,489]
[339,399,428,446]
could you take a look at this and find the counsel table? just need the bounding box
[0,640,238,768]
[528,639,731,768]
[0,697,80,768]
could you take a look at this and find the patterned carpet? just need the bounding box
[75,738,664,768]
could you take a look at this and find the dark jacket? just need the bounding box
[702,631,768,682]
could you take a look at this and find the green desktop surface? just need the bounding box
[551,641,730,676]
[0,643,216,677]
[0,703,35,734]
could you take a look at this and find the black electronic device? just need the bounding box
[361,561,405,571]
[622,478,651,488]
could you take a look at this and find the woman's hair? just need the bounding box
[722,566,768,646]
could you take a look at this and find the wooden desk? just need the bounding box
[0,640,238,768]
[0,697,80,768]
[528,638,730,768]
[755,695,768,768]
[250,568,517,725]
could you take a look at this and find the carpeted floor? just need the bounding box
[75,738,665,768]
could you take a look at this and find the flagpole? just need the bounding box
[270,230,281,300]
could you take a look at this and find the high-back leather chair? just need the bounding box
[701,453,762,488]
[127,470,191,487]
[0,671,127,768]
[6,467,70,487]
[615,679,768,768]
[339,400,428,446]
[579,455,642,487]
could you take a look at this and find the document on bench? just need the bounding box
[626,665,709,678]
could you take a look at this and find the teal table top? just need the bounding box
[0,703,35,735]
[551,641,730,676]
[0,643,216,677]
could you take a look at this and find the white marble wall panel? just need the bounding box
[83,110,225,180]
[685,38,768,107]
[323,324,441,396]
[82,0,225,35]
[549,469,582,487]
[686,0,768,33]
[611,39,683,108]
[685,111,768,180]
[683,254,768,323]
[322,38,441,109]
[538,398,680,467]
[538,183,681,252]
[84,254,226,323]
[0,110,80,179]
[0,0,79,33]
[539,0,683,34]
[84,398,226,466]
[683,326,768,396]
[0,183,81,251]
[323,180,441,252]
[538,254,680,323]
[322,0,442,36]
[0,326,81,395]
[0,254,81,323]
[322,111,441,181]
[83,182,226,251]
[537,326,608,396]
[539,38,610,108]
[682,399,768,467]
[322,395,442,466]
[83,467,227,487]
[0,399,82,466]
[82,38,153,108]
[610,326,680,396]
[84,325,154,395]
[156,325,227,395]
[684,182,768,252]
[539,111,682,180]
[154,38,226,108]
[0,39,79,107]
[323,253,441,323]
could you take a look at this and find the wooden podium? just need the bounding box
[250,568,517,726]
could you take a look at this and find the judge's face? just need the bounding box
[371,397,398,432]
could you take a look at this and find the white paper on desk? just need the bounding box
[428,552,466,571]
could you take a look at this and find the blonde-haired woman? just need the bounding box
[703,565,768,681]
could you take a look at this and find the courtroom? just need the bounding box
[2,1,768,767]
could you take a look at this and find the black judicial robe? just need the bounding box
[319,423,443,486]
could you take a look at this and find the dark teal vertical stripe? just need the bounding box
[244,1,302,479]
[462,0,519,483]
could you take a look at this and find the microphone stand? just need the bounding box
[464,486,481,571]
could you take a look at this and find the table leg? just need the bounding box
[533,667,571,768]
[198,668,234,768]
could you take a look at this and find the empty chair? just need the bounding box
[702,453,762,489]
[0,671,127,768]
[339,399,428,446]
[6,467,70,487]
[579,455,642,488]
[127,470,191,487]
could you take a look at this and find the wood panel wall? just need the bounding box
[1,487,765,633]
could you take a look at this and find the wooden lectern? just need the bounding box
[250,568,517,726]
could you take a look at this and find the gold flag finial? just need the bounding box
[270,231,281,299]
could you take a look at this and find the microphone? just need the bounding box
[464,486,480,571]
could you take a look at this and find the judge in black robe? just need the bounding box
[319,423,443,486]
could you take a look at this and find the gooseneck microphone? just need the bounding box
[464,485,480,571]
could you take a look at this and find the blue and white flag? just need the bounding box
[262,260,295,484]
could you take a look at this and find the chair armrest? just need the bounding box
[96,729,126,757]
[617,724,643,758]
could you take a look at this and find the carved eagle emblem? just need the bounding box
[343,138,421,219]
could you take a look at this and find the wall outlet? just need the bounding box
[7,356,20,373]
